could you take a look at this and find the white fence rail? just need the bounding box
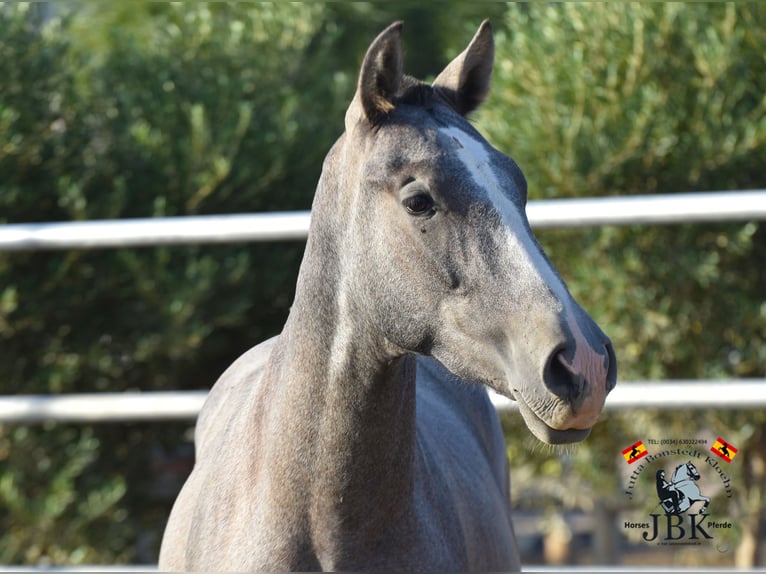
[1,380,765,424]
[1,190,765,251]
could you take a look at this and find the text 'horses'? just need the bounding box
[159,20,616,572]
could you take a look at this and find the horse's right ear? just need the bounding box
[345,22,404,130]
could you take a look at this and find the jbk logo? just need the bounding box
[641,513,712,542]
[620,438,737,548]
[644,461,713,543]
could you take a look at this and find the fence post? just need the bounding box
[592,499,619,565]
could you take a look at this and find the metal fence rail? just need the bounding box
[0,211,312,251]
[1,190,765,251]
[1,380,765,424]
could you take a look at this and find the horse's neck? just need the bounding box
[260,232,418,558]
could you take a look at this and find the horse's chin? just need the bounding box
[515,397,592,445]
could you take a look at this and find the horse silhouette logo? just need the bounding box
[655,461,710,515]
[710,437,738,463]
[622,440,648,464]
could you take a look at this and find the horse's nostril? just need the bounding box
[544,340,617,403]
[544,349,584,402]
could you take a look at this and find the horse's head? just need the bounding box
[686,462,701,480]
[314,21,616,445]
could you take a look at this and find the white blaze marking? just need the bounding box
[439,126,570,306]
[440,126,607,403]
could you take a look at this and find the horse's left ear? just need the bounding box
[432,20,494,116]
[346,21,404,130]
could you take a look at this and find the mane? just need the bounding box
[369,76,440,129]
[388,75,472,122]
[392,75,438,108]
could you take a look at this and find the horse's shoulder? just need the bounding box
[413,357,516,566]
[160,337,279,569]
[194,335,279,459]
[415,356,508,483]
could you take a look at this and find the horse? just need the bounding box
[659,462,710,515]
[159,20,616,572]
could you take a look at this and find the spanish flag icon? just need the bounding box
[622,440,648,464]
[710,437,738,463]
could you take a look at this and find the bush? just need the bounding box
[0,3,329,564]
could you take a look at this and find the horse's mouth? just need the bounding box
[514,394,592,445]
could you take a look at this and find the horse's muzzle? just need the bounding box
[543,337,617,430]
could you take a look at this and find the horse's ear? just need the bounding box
[432,20,494,116]
[346,21,404,129]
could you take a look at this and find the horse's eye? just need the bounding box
[403,194,435,216]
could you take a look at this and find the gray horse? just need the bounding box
[159,21,616,572]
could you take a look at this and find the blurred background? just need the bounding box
[1,2,765,569]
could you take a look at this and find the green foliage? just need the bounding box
[0,425,129,564]
[0,2,331,564]
[1,1,765,566]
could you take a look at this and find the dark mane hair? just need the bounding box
[393,75,436,108]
